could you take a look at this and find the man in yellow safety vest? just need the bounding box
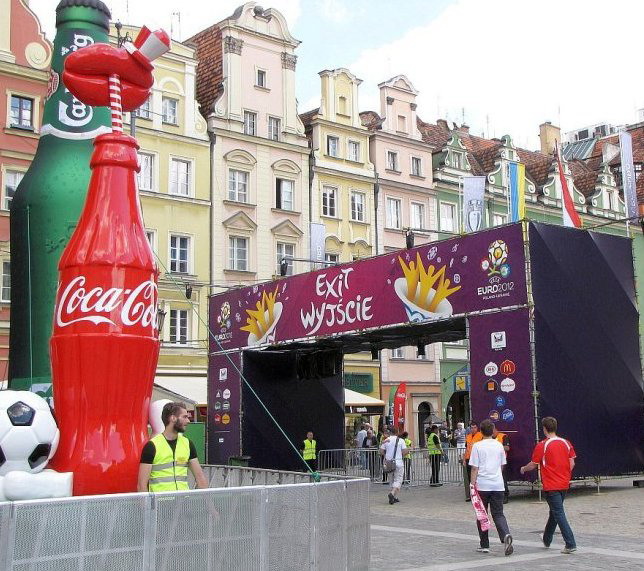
[138,402,208,492]
[302,431,317,472]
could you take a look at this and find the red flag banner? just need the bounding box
[555,143,582,228]
[393,382,407,430]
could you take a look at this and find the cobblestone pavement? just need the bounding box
[369,477,644,570]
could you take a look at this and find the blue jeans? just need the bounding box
[543,490,576,549]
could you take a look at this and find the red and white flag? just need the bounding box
[555,143,582,228]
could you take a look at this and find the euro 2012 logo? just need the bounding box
[217,302,231,331]
[481,239,511,278]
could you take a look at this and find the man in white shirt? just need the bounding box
[380,427,409,505]
[469,419,514,556]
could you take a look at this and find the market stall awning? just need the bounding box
[344,388,385,415]
[154,376,207,405]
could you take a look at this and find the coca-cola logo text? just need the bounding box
[56,276,158,328]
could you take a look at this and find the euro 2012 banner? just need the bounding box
[210,225,528,352]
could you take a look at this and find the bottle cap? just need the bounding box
[55,0,111,32]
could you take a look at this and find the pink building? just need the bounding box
[0,0,51,382]
[188,2,310,286]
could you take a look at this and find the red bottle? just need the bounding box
[48,132,159,495]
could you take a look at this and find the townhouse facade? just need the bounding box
[360,76,442,444]
[188,2,310,289]
[110,25,212,400]
[0,0,51,382]
[300,69,380,419]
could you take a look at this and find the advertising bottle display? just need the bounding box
[47,27,170,495]
[9,0,112,398]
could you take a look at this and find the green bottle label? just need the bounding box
[41,28,111,140]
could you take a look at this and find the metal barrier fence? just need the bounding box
[0,466,370,571]
[318,447,467,486]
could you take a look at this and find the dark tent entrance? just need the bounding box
[215,317,466,473]
[208,222,644,480]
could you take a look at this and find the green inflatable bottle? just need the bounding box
[9,0,112,398]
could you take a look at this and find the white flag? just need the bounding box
[619,132,638,219]
[462,176,486,233]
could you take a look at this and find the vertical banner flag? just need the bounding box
[393,382,407,430]
[619,131,638,220]
[463,176,486,232]
[310,222,326,266]
[555,143,582,228]
[507,163,526,222]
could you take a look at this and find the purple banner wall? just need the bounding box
[207,352,242,464]
[209,224,527,353]
[469,308,535,481]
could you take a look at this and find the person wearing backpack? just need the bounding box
[380,426,409,504]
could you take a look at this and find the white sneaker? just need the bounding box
[476,547,489,553]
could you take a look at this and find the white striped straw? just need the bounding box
[108,74,123,133]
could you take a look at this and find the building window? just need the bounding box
[348,140,360,162]
[137,153,154,191]
[3,170,23,210]
[244,111,257,136]
[451,152,463,170]
[169,309,189,344]
[322,186,337,217]
[162,97,178,124]
[397,115,407,133]
[327,136,339,157]
[411,156,422,176]
[392,347,404,359]
[170,235,190,273]
[229,236,248,271]
[228,169,248,202]
[492,213,507,227]
[276,178,294,210]
[1,261,10,302]
[136,97,151,119]
[386,197,402,229]
[411,202,426,230]
[350,191,365,222]
[268,116,281,141]
[386,151,399,171]
[440,202,457,232]
[145,230,156,253]
[276,242,295,276]
[10,95,33,129]
[256,69,267,88]
[170,159,191,196]
[417,345,429,360]
[325,252,339,264]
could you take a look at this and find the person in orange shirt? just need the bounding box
[462,421,483,501]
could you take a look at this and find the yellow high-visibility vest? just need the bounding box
[303,439,317,460]
[148,433,190,492]
[427,433,442,455]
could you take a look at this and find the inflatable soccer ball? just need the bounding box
[0,391,59,475]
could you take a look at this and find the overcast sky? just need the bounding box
[29,0,644,150]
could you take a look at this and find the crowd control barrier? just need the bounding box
[0,466,369,571]
[318,447,466,485]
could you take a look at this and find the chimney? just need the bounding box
[458,124,470,133]
[539,121,560,155]
[437,119,449,130]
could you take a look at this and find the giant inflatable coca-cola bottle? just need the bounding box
[48,28,170,495]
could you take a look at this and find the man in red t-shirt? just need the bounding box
[521,416,577,554]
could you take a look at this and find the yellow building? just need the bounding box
[301,68,380,430]
[111,25,211,406]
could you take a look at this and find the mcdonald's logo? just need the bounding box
[500,360,516,376]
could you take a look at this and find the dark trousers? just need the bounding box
[403,457,411,483]
[430,454,441,484]
[305,459,317,472]
[502,465,509,498]
[464,462,472,499]
[477,490,510,548]
[543,490,576,549]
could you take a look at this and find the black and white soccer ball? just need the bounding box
[0,390,59,475]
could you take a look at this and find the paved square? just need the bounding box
[369,478,644,570]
